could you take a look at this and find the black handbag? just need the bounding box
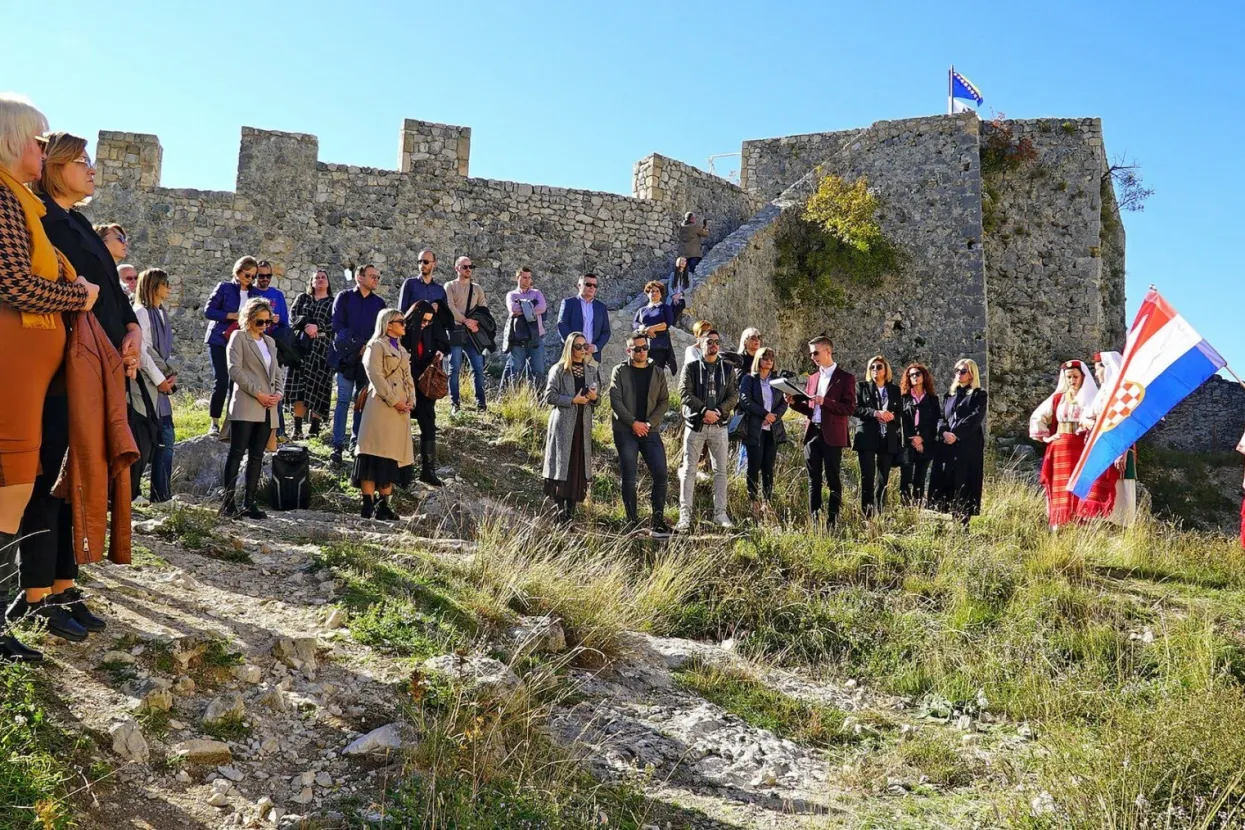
[450,283,473,347]
[727,411,748,442]
[127,377,161,499]
[272,327,303,368]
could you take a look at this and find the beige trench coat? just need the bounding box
[225,330,286,423]
[357,338,416,467]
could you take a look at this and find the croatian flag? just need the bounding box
[1068,288,1225,498]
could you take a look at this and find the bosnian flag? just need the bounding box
[1068,288,1226,498]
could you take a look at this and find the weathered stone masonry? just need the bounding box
[88,118,760,389]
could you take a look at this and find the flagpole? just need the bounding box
[1223,365,1245,392]
[948,65,954,115]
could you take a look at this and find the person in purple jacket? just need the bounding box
[203,256,259,433]
[252,260,291,439]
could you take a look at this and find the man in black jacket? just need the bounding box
[608,334,672,537]
[676,329,738,531]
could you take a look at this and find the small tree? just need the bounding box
[1104,154,1154,213]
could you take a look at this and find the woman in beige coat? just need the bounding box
[220,298,285,519]
[353,309,416,521]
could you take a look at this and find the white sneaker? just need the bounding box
[674,518,691,533]
[714,515,734,529]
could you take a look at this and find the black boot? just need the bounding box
[0,532,41,662]
[219,490,240,518]
[558,499,574,524]
[242,453,267,519]
[292,416,304,440]
[374,495,399,522]
[6,595,88,643]
[420,439,443,487]
[309,417,321,437]
[361,493,375,519]
[51,587,105,633]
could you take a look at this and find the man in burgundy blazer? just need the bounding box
[786,336,857,527]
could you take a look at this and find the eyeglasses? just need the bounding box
[72,156,95,170]
[582,282,597,288]
[748,335,761,341]
[459,265,474,271]
[110,235,127,245]
[871,364,885,371]
[418,259,433,265]
[956,367,971,375]
[256,274,272,281]
[391,319,406,327]
[572,343,587,352]
[630,344,650,352]
[907,371,922,378]
[253,317,272,326]
[421,316,434,324]
[704,338,721,345]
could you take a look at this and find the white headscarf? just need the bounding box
[1054,359,1098,411]
[1087,352,1123,418]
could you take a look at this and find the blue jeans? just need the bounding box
[450,341,487,407]
[150,414,176,502]
[501,342,546,387]
[332,371,364,451]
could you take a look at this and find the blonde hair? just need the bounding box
[558,331,591,372]
[0,93,48,172]
[237,297,273,333]
[751,347,777,374]
[950,358,981,392]
[864,354,893,385]
[232,255,259,278]
[372,309,405,342]
[691,320,713,340]
[34,132,88,202]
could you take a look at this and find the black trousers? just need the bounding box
[209,344,230,419]
[412,387,437,442]
[857,448,901,516]
[222,416,271,506]
[899,448,932,505]
[803,436,842,525]
[745,431,778,501]
[18,395,77,589]
[614,426,668,523]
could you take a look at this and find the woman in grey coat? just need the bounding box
[542,331,601,523]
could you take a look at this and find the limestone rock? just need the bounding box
[273,637,319,672]
[421,654,523,698]
[324,607,348,629]
[508,615,567,656]
[109,719,149,763]
[171,434,270,496]
[174,739,233,766]
[203,692,246,726]
[232,664,263,684]
[342,723,406,756]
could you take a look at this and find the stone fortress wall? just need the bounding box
[92,110,1138,438]
[88,118,761,389]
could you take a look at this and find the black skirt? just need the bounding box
[543,406,589,504]
[351,453,413,490]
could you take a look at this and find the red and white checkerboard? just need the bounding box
[1101,381,1146,431]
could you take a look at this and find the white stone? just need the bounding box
[342,723,405,756]
[109,719,149,763]
[203,692,247,726]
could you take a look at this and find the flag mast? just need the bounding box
[948,65,954,115]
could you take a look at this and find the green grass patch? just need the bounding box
[673,662,857,748]
[171,391,212,439]
[202,713,250,742]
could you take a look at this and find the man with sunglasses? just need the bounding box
[786,336,856,529]
[398,249,449,323]
[608,334,672,537]
[556,273,610,359]
[444,256,489,413]
[676,329,738,531]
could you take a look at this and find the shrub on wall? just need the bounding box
[773,173,904,307]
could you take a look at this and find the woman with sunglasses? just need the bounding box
[405,300,450,486]
[898,363,939,506]
[204,255,260,433]
[737,347,787,517]
[354,310,417,520]
[928,359,988,525]
[853,355,903,517]
[542,332,600,523]
[219,298,285,520]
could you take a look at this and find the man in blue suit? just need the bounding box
[556,273,610,359]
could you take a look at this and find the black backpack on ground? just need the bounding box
[269,445,311,510]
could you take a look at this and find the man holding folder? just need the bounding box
[785,336,856,528]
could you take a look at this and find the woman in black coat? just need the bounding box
[737,347,788,514]
[16,133,137,642]
[853,355,903,517]
[899,363,940,506]
[404,301,451,486]
[928,358,988,525]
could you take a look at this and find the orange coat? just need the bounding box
[52,312,139,565]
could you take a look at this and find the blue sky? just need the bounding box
[5,0,1241,375]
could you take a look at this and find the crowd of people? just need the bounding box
[0,92,1161,665]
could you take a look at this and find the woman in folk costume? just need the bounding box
[1079,351,1138,526]
[1235,428,1245,550]
[1029,359,1107,528]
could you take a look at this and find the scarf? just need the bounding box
[0,164,76,329]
